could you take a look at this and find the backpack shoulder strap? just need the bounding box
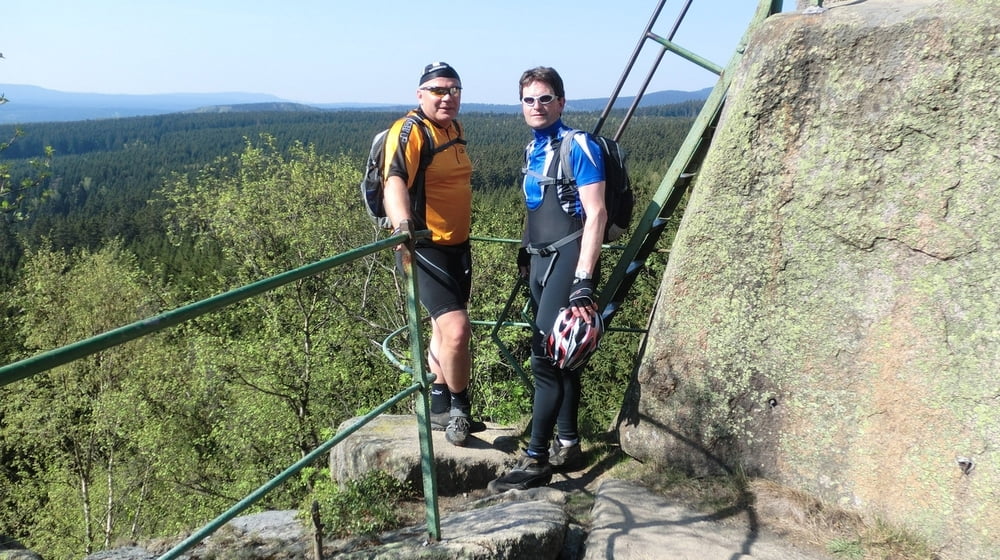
[400,115,434,162]
[402,114,458,171]
[521,140,547,183]
[557,129,585,186]
[428,119,467,155]
[398,115,436,229]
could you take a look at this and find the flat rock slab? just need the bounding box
[333,498,568,560]
[329,414,520,495]
[584,479,832,560]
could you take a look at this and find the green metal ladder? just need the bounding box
[596,0,783,327]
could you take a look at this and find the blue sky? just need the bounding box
[2,0,797,106]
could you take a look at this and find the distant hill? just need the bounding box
[182,102,325,114]
[312,87,714,115]
[0,84,712,124]
[0,84,290,123]
[565,88,714,112]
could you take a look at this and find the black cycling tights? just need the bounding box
[528,356,581,457]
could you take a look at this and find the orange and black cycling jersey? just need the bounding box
[383,110,473,245]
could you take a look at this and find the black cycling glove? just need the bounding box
[568,278,596,311]
[517,247,531,268]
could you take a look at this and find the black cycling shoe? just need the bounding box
[487,452,553,494]
[430,411,487,433]
[548,439,584,471]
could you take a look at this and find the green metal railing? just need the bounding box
[161,382,427,558]
[0,223,447,556]
[1,231,414,386]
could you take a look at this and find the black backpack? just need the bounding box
[360,115,464,230]
[529,129,635,243]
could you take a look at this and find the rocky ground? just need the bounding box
[24,415,849,559]
[173,416,837,559]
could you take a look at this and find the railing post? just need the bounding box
[397,220,441,542]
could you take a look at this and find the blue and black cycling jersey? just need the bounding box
[522,119,604,222]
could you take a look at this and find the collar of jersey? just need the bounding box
[532,119,566,143]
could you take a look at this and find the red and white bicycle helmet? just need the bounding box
[545,307,604,371]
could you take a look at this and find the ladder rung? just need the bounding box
[674,173,696,189]
[633,243,659,264]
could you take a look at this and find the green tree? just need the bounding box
[1,240,172,556]
[1,53,55,365]
[0,240,261,556]
[1,131,53,220]
[160,135,408,466]
[0,108,688,552]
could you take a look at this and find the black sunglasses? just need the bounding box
[420,86,462,97]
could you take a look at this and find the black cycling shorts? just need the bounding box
[396,240,472,319]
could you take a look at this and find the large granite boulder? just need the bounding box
[619,1,999,557]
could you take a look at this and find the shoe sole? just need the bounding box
[549,453,584,471]
[550,460,585,472]
[487,472,553,494]
[432,420,487,433]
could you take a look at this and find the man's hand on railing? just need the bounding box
[393,219,414,251]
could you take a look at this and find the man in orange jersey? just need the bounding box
[382,62,485,446]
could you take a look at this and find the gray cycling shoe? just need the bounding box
[444,414,470,447]
[430,411,487,433]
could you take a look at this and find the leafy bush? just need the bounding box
[306,470,417,538]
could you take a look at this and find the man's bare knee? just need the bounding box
[433,310,471,345]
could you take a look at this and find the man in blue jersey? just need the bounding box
[489,66,607,492]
